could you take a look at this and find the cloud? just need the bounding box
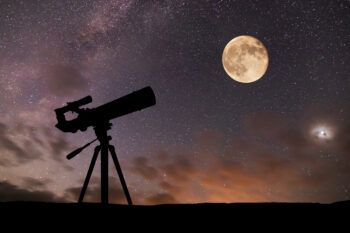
[63,175,135,204]
[0,122,40,166]
[127,112,350,204]
[145,193,177,204]
[0,181,62,202]
[42,127,73,162]
[22,177,51,189]
[2,108,349,204]
[0,120,73,169]
[44,64,88,96]
[130,156,159,180]
[64,185,127,204]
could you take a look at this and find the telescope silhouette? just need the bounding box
[54,86,156,204]
[55,86,156,133]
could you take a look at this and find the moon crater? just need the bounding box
[222,35,269,83]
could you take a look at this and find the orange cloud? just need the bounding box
[127,112,350,204]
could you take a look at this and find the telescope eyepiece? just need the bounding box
[67,96,92,108]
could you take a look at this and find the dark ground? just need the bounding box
[0,201,348,231]
[0,201,349,226]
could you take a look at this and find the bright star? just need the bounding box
[310,124,335,141]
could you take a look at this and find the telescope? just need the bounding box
[55,86,156,133]
[54,86,156,205]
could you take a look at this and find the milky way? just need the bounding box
[0,0,349,204]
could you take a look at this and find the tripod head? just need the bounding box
[66,121,115,160]
[66,136,113,160]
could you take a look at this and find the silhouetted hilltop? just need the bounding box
[1,200,349,211]
[1,201,348,222]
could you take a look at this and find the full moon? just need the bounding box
[222,35,269,83]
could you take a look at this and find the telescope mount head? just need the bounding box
[93,121,113,145]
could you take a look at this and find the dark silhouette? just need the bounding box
[54,87,156,204]
[1,201,349,225]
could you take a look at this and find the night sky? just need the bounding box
[0,0,349,204]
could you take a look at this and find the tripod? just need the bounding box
[78,121,132,205]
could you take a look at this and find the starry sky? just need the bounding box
[0,0,349,204]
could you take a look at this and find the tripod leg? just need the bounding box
[78,146,100,203]
[109,145,133,205]
[100,144,109,204]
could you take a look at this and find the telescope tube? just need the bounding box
[90,86,156,123]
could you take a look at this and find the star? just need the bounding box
[310,124,335,141]
[0,0,349,204]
